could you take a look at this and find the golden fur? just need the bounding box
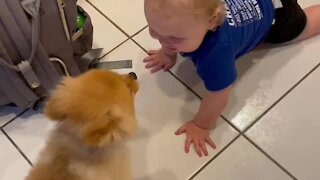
[26,70,139,180]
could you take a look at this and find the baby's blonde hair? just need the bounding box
[146,0,224,23]
[192,0,223,18]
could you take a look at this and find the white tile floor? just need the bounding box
[1,0,320,179]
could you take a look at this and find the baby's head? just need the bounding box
[144,0,224,53]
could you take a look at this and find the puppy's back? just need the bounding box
[25,146,80,180]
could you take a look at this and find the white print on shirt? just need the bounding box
[223,0,263,27]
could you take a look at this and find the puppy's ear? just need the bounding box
[44,79,71,121]
[84,110,136,147]
[44,95,67,121]
[84,111,120,147]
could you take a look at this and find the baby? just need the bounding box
[143,0,320,157]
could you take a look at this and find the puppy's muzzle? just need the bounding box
[129,72,137,80]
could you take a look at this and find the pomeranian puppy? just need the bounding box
[25,70,139,180]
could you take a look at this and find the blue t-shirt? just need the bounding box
[181,0,275,91]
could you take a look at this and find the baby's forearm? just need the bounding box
[193,87,232,129]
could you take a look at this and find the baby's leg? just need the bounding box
[265,0,320,44]
[294,5,320,42]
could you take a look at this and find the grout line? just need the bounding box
[96,25,148,61]
[130,25,149,38]
[130,38,148,52]
[1,108,29,129]
[85,0,130,38]
[1,129,33,167]
[188,134,241,180]
[242,135,298,180]
[243,61,320,134]
[239,62,320,180]
[86,0,148,40]
[220,115,241,133]
[85,1,148,61]
[104,25,148,57]
[99,38,130,60]
[168,71,203,99]
[98,24,146,62]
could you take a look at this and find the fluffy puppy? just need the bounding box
[26,70,139,180]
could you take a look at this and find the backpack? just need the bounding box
[0,0,132,108]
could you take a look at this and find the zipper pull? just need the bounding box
[57,0,71,41]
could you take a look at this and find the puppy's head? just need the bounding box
[44,70,139,147]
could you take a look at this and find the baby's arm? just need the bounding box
[193,86,232,129]
[143,48,177,73]
[175,86,232,157]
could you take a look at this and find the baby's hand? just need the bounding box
[143,49,177,73]
[175,121,216,157]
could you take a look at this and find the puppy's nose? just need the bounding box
[128,72,137,80]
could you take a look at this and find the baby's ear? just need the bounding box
[209,6,223,30]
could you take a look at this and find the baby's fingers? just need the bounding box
[185,136,192,153]
[200,141,208,156]
[150,65,164,73]
[194,141,203,157]
[163,62,174,72]
[143,55,155,63]
[145,60,159,69]
[175,124,187,135]
[206,137,217,149]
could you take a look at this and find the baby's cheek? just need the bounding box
[149,29,160,40]
[191,40,203,51]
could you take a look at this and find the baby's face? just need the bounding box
[144,0,210,53]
